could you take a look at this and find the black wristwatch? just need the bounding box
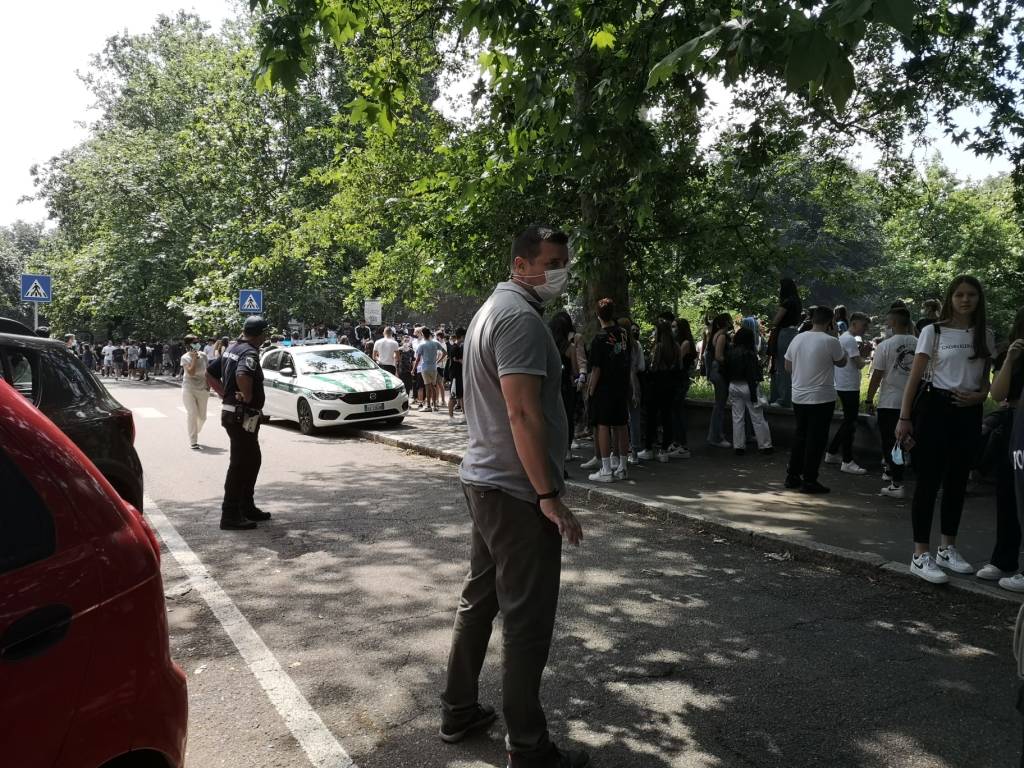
[537,489,560,501]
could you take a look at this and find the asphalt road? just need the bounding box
[109,379,1022,768]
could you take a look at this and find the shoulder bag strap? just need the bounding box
[924,325,940,383]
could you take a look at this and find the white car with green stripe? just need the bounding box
[260,344,409,434]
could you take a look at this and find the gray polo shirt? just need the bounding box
[459,281,568,502]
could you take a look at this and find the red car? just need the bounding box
[0,378,187,767]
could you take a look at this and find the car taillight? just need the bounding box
[114,408,136,444]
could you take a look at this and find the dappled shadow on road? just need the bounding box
[159,439,1020,768]
[356,414,1003,575]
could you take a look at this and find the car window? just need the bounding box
[40,348,102,409]
[262,351,280,372]
[1,347,40,403]
[0,447,57,574]
[298,349,376,374]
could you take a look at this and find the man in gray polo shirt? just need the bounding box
[440,225,588,768]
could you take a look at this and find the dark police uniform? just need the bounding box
[208,321,270,530]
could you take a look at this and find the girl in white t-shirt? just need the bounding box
[896,275,994,584]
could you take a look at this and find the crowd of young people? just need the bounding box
[554,277,1022,594]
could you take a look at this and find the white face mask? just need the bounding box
[516,267,570,303]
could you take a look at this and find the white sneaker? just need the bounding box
[610,455,620,470]
[612,466,628,481]
[667,443,690,458]
[882,471,892,482]
[580,456,600,470]
[879,483,905,499]
[589,468,616,483]
[824,452,842,465]
[910,552,949,584]
[935,545,973,574]
[627,451,640,466]
[656,450,670,463]
[976,563,1013,581]
[999,574,1024,593]
[840,461,867,475]
[637,448,655,461]
[708,440,731,449]
[571,440,583,450]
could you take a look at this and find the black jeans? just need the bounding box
[991,450,1022,571]
[645,371,675,450]
[910,391,982,543]
[443,485,562,759]
[788,402,836,483]
[221,412,262,513]
[828,390,860,462]
[877,408,905,483]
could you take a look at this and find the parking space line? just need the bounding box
[145,495,356,768]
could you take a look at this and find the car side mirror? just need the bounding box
[279,366,295,377]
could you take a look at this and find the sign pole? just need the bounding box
[33,303,38,331]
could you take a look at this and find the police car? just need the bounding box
[260,344,409,434]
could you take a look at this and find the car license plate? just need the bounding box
[364,402,385,412]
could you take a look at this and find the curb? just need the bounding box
[355,427,1023,608]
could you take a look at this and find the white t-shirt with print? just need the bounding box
[916,324,995,392]
[834,332,864,392]
[102,344,115,361]
[785,331,846,405]
[871,334,917,410]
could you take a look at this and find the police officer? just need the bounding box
[207,316,272,531]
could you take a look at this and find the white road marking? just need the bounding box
[132,407,168,419]
[145,496,356,768]
[176,406,188,413]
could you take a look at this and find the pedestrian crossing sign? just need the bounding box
[20,274,52,303]
[239,289,263,314]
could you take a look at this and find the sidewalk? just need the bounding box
[358,407,1023,605]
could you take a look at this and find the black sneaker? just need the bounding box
[507,745,591,768]
[784,474,802,489]
[439,704,497,743]
[220,515,257,530]
[799,481,831,494]
[244,506,272,522]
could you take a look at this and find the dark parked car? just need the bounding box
[0,331,144,510]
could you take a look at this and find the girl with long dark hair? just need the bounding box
[638,320,680,462]
[896,275,995,584]
[977,306,1024,592]
[724,326,772,454]
[706,313,733,448]
[666,318,696,459]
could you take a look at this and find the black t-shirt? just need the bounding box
[591,326,630,393]
[779,296,801,328]
[209,340,266,410]
[995,352,1024,402]
[447,341,464,378]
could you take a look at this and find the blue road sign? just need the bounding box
[239,289,264,314]
[21,274,52,303]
